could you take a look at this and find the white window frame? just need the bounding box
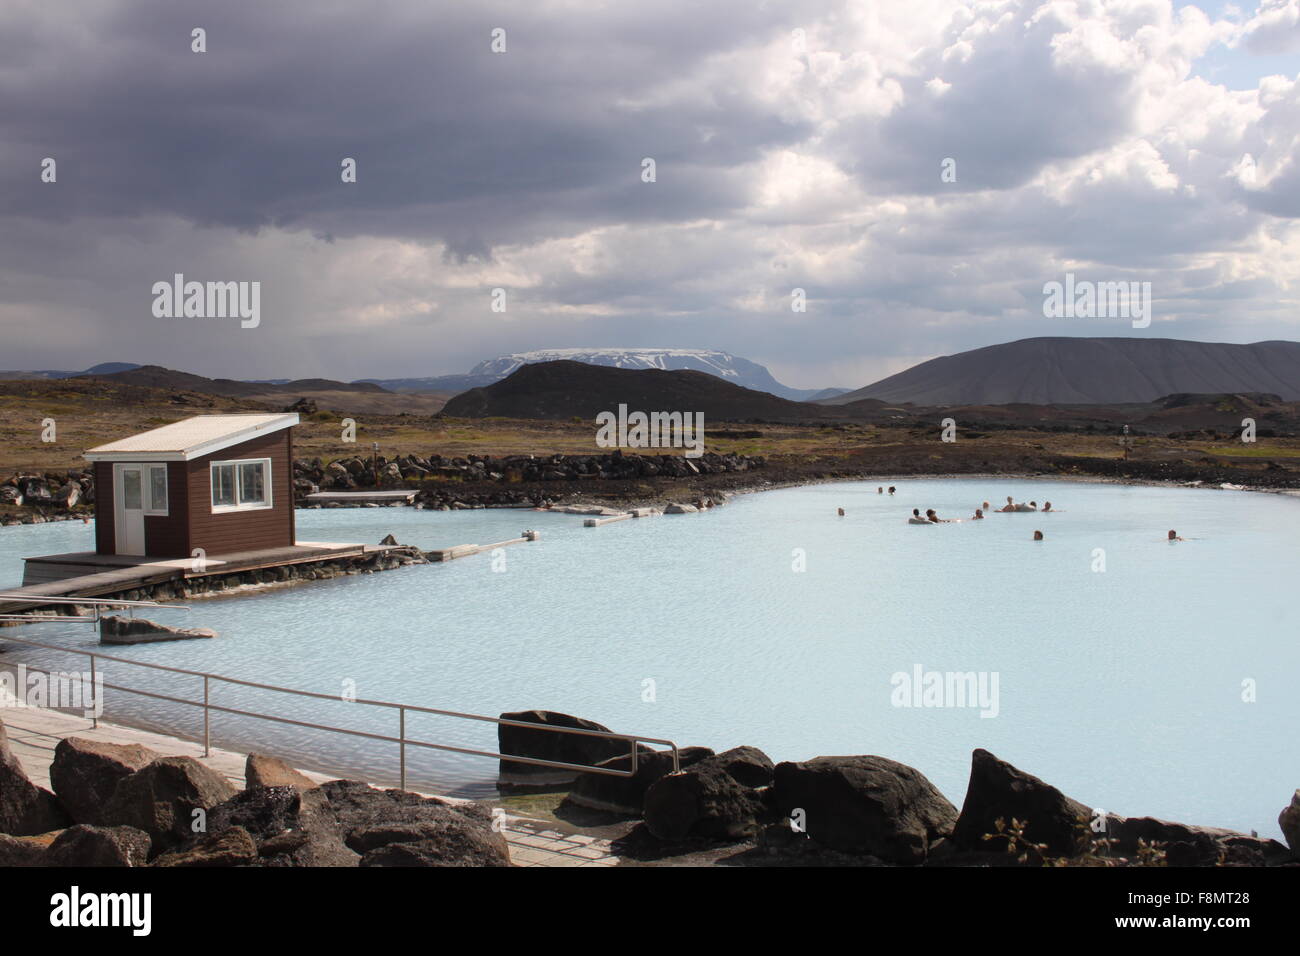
[210,457,273,513]
[143,463,169,516]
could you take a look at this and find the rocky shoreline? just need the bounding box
[3,709,1295,868]
[0,724,509,868]
[4,442,1299,527]
[498,711,1299,868]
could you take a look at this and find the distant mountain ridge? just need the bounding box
[79,365,389,397]
[0,361,140,381]
[360,348,847,401]
[822,337,1300,406]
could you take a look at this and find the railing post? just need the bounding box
[203,675,210,757]
[399,706,407,791]
[630,738,638,774]
[89,654,98,729]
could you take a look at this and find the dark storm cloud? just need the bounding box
[0,0,810,252]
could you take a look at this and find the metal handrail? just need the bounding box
[0,631,679,790]
[0,615,98,623]
[0,593,190,610]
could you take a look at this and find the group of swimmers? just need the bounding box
[892,494,1185,542]
[906,496,1053,525]
[840,488,1188,542]
[993,496,1053,513]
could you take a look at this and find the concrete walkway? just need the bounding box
[0,704,617,867]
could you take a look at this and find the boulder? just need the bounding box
[284,397,318,415]
[320,780,508,866]
[564,746,715,816]
[497,710,631,784]
[50,737,158,825]
[643,746,774,841]
[1103,815,1290,867]
[17,477,52,502]
[99,615,216,645]
[207,785,356,867]
[360,836,511,868]
[0,832,54,866]
[772,755,957,864]
[664,503,699,514]
[950,749,1090,857]
[349,818,511,867]
[244,753,318,791]
[46,824,152,867]
[1280,790,1300,854]
[0,718,73,836]
[153,826,259,867]
[101,756,238,852]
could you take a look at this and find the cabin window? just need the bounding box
[145,464,169,515]
[122,469,142,510]
[210,458,272,512]
[239,461,266,505]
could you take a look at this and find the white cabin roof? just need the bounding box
[85,413,298,462]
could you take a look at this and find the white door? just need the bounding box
[114,464,146,555]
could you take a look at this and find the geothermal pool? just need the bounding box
[2,479,1297,838]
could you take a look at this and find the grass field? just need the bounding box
[3,379,1299,483]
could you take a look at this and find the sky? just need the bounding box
[1,0,1298,390]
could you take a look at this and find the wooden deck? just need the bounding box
[1,541,372,613]
[426,531,538,562]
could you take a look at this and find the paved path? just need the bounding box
[0,704,617,867]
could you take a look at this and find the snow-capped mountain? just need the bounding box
[471,348,745,380]
[361,348,846,401]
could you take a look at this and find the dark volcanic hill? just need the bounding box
[440,360,846,421]
[360,347,847,401]
[824,337,1300,405]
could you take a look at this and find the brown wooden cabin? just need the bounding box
[84,413,298,559]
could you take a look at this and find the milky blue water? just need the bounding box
[2,479,1296,838]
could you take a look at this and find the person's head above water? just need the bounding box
[913,508,920,516]
[1006,496,1014,504]
[1168,529,1178,540]
[1033,530,1044,540]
